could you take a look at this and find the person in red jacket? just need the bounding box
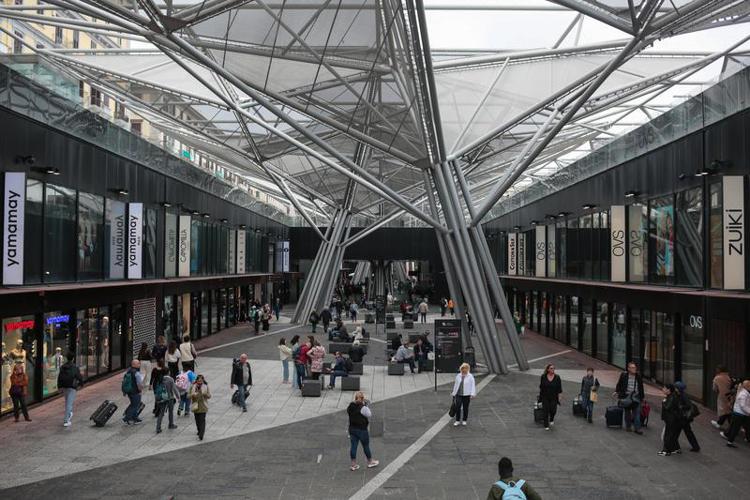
[298,336,313,379]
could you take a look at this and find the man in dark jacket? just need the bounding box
[614,361,645,434]
[349,341,365,363]
[151,335,168,363]
[230,353,252,412]
[320,307,332,332]
[486,457,542,500]
[57,352,84,427]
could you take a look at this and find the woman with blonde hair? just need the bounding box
[451,363,476,426]
[347,391,379,471]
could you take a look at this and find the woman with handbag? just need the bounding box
[9,364,31,422]
[451,363,476,426]
[189,374,211,440]
[539,364,562,431]
[580,368,600,424]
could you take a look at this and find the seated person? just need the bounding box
[349,340,365,363]
[353,327,364,343]
[327,352,348,389]
[394,342,416,374]
[390,334,403,352]
[413,338,431,373]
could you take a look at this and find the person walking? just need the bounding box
[320,307,332,333]
[347,391,379,471]
[447,298,455,316]
[137,342,153,389]
[308,340,326,381]
[674,381,700,452]
[155,374,180,434]
[122,359,144,425]
[418,299,428,323]
[252,306,261,335]
[165,340,181,379]
[261,306,271,331]
[722,379,750,448]
[452,363,476,426]
[278,338,292,384]
[539,364,562,431]
[57,351,83,427]
[614,361,645,435]
[9,364,31,422]
[230,354,253,412]
[151,335,168,364]
[151,359,169,416]
[580,368,600,424]
[190,374,211,440]
[440,297,447,317]
[350,302,358,323]
[711,365,734,430]
[179,335,197,373]
[659,384,682,456]
[176,370,192,417]
[273,298,281,321]
[309,310,320,333]
[486,457,542,500]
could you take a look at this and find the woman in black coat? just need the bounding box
[659,384,681,456]
[539,364,562,431]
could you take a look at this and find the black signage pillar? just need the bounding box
[434,318,462,375]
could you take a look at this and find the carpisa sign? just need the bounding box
[3,172,25,285]
[127,203,143,279]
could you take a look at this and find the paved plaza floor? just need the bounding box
[2,310,750,499]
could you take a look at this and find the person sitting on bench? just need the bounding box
[390,334,403,352]
[350,340,365,363]
[329,319,350,342]
[328,352,349,389]
[352,327,364,343]
[394,342,416,374]
[413,337,431,373]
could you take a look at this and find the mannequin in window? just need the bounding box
[9,340,27,366]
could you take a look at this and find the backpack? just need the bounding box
[175,373,189,392]
[121,370,136,395]
[681,400,700,421]
[495,479,526,500]
[154,382,169,402]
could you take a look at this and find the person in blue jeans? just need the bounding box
[580,367,600,424]
[328,352,348,389]
[123,360,144,425]
[347,391,379,471]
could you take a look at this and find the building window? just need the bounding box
[675,187,703,287]
[55,27,63,45]
[649,196,675,284]
[681,313,704,401]
[90,40,97,50]
[1,316,37,415]
[13,31,23,54]
[72,30,79,49]
[77,192,104,281]
[24,179,44,284]
[611,304,627,369]
[43,184,77,282]
[130,120,142,135]
[709,182,722,288]
[42,312,72,399]
[79,81,84,98]
[90,87,102,107]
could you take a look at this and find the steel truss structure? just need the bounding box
[2,0,750,372]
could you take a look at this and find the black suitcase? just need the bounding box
[533,402,545,424]
[605,405,624,428]
[91,400,118,427]
[572,396,586,417]
[231,387,251,405]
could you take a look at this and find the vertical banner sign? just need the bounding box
[228,229,236,274]
[108,200,126,279]
[275,240,283,272]
[628,205,645,282]
[164,213,177,277]
[127,203,143,279]
[236,229,246,274]
[535,225,546,277]
[610,205,626,282]
[434,318,462,373]
[3,172,25,285]
[723,176,745,290]
[178,215,191,277]
[546,224,556,278]
[517,233,526,276]
[507,232,517,275]
[282,240,290,272]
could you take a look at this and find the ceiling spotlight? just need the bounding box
[255,229,262,233]
[161,202,172,208]
[221,218,228,223]
[694,170,712,177]
[191,210,200,216]
[624,190,639,198]
[114,188,128,196]
[239,224,246,229]
[45,167,61,176]
[582,204,596,210]
[558,211,569,217]
[546,214,556,220]
[513,225,521,231]
[530,220,538,226]
[678,173,688,180]
[202,213,210,218]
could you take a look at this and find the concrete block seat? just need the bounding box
[341,376,360,391]
[302,378,323,397]
[388,363,405,376]
[329,342,352,354]
[349,361,363,375]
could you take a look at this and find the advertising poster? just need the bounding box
[610,205,626,282]
[546,224,556,277]
[107,200,126,279]
[178,215,191,277]
[517,232,526,276]
[127,203,143,279]
[3,172,25,285]
[164,212,177,277]
[228,229,236,274]
[628,205,646,281]
[237,229,246,273]
[654,205,674,277]
[507,232,517,275]
[535,225,546,277]
[723,175,745,290]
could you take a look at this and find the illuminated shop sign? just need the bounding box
[4,320,35,331]
[46,315,70,325]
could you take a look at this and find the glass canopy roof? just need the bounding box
[1,0,749,226]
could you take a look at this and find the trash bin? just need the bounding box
[463,347,476,369]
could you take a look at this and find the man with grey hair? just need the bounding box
[230,353,253,412]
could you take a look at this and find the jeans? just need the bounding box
[625,402,642,430]
[455,395,471,422]
[237,384,248,409]
[420,312,427,323]
[293,363,303,389]
[194,412,207,440]
[124,392,142,422]
[11,394,29,420]
[329,370,348,388]
[349,428,372,460]
[156,400,175,431]
[282,359,290,382]
[179,392,190,415]
[63,388,77,423]
[581,395,594,421]
[311,322,317,333]
[398,358,416,373]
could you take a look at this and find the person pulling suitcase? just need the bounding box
[122,360,144,425]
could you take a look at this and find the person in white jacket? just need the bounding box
[722,379,750,447]
[278,338,293,384]
[451,363,476,426]
[179,335,197,372]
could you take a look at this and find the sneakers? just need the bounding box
[350,464,361,471]
[634,429,643,435]
[727,442,738,448]
[177,409,183,416]
[156,429,162,434]
[550,421,555,427]
[168,424,178,430]
[242,407,247,413]
[453,421,460,427]
[544,427,550,431]
[720,432,729,440]
[657,451,671,456]
[711,420,720,429]
[367,460,380,468]
[461,421,467,426]
[63,421,71,427]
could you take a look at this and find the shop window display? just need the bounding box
[77,191,104,281]
[681,314,704,401]
[649,197,675,284]
[2,316,37,413]
[76,308,110,380]
[611,304,627,369]
[596,301,609,361]
[709,182,722,288]
[570,296,580,347]
[42,312,72,398]
[581,299,593,355]
[44,184,77,282]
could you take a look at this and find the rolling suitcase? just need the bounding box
[572,396,586,417]
[605,405,624,428]
[533,402,545,424]
[231,387,251,405]
[90,400,118,427]
[302,378,322,397]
